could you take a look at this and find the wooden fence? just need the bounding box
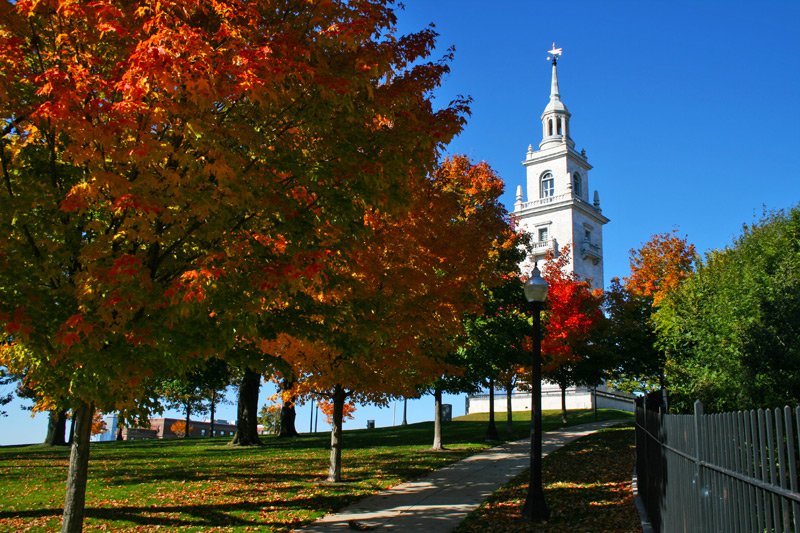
[635,396,800,532]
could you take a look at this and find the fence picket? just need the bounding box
[788,406,800,532]
[636,401,800,533]
[695,401,706,533]
[712,413,721,532]
[719,413,730,533]
[725,412,740,533]
[774,408,791,531]
[741,410,758,533]
[758,409,774,532]
[727,412,736,533]
[767,408,782,530]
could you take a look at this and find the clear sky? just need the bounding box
[2,0,799,445]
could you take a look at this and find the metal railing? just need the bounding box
[635,397,800,532]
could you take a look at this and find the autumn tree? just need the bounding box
[319,399,357,425]
[625,230,696,306]
[267,156,513,479]
[169,420,192,438]
[90,412,107,436]
[0,1,467,530]
[539,248,603,423]
[613,231,695,401]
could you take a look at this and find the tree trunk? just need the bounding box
[432,387,443,450]
[231,368,261,446]
[45,409,68,446]
[61,403,93,533]
[506,379,514,436]
[209,391,216,437]
[115,424,123,441]
[402,397,408,426]
[560,383,567,424]
[279,398,299,437]
[184,400,191,438]
[485,378,499,441]
[327,385,346,482]
[278,378,299,437]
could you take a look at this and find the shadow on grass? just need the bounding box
[0,410,633,531]
[0,491,357,529]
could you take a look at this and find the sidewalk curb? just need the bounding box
[632,468,655,533]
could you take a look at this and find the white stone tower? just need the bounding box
[512,45,609,289]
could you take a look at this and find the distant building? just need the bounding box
[511,45,608,288]
[466,383,635,415]
[120,418,239,440]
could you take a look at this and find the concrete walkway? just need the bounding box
[297,419,626,532]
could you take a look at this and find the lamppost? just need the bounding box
[522,264,550,521]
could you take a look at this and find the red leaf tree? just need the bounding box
[538,247,603,422]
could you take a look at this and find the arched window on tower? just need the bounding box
[557,118,562,135]
[548,119,553,136]
[540,172,554,198]
[573,173,582,197]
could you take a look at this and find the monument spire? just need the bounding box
[540,43,571,149]
[548,43,562,100]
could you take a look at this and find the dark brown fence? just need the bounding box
[635,397,800,532]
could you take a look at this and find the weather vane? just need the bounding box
[547,42,563,65]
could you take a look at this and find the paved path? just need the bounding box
[296,419,626,533]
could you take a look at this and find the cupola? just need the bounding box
[539,44,574,150]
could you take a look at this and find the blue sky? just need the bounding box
[2,0,799,445]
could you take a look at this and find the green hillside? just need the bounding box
[0,409,631,532]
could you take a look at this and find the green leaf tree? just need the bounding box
[655,207,800,412]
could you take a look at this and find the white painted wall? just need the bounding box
[512,58,608,289]
[466,384,635,414]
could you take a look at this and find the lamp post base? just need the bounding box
[521,488,550,521]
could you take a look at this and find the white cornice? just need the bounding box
[512,197,609,225]
[523,145,593,170]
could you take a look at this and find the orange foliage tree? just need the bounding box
[263,156,514,481]
[624,230,696,306]
[539,247,604,422]
[90,412,107,437]
[318,400,357,425]
[0,1,467,529]
[614,231,695,399]
[169,420,192,438]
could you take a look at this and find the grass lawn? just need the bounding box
[0,409,631,532]
[455,424,640,533]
